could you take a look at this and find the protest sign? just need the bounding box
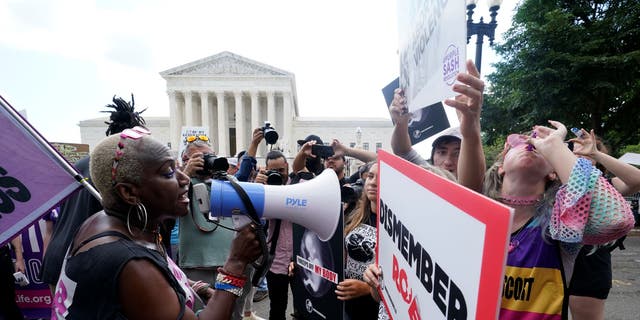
[398,0,467,112]
[50,143,90,165]
[0,95,82,246]
[292,214,344,320]
[376,150,512,319]
[382,77,451,146]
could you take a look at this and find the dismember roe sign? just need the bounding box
[376,150,512,319]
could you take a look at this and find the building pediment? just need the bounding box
[160,51,292,77]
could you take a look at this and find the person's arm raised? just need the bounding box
[572,129,640,196]
[388,89,413,156]
[292,141,316,173]
[246,128,263,158]
[444,59,486,191]
[530,121,576,183]
[331,139,376,163]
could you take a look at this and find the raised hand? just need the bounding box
[444,59,484,137]
[388,88,412,125]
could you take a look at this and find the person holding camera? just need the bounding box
[252,150,295,320]
[178,137,244,314]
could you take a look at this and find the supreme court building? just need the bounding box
[79,51,393,163]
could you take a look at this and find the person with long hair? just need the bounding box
[51,128,260,319]
[337,161,380,319]
[481,121,634,319]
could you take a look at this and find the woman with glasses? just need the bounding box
[478,122,634,319]
[51,127,260,319]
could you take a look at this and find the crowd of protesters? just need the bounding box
[1,57,638,320]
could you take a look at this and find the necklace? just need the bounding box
[499,194,541,207]
[151,227,167,259]
[508,218,533,253]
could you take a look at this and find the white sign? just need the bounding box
[376,150,512,320]
[398,0,467,112]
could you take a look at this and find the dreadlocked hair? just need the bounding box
[102,94,148,136]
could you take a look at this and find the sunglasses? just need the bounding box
[506,133,536,151]
[185,135,209,143]
[112,126,151,185]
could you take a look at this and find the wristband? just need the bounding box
[216,268,247,288]
[214,280,244,297]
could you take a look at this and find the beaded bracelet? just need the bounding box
[214,281,243,297]
[217,267,247,285]
[214,267,246,297]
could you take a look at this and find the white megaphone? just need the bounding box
[193,169,341,241]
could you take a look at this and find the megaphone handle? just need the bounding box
[231,215,271,286]
[250,226,273,286]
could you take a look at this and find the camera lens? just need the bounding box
[266,170,283,185]
[196,154,229,175]
[263,127,279,145]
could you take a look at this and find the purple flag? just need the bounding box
[0,95,82,246]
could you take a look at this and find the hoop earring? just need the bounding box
[126,202,148,235]
[136,202,148,231]
[126,205,136,236]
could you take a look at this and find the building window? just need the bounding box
[376,142,382,151]
[363,142,369,151]
[349,142,356,148]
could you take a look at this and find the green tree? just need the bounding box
[482,0,640,154]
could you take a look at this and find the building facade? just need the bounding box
[79,52,393,167]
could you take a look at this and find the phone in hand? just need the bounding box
[13,271,29,286]
[311,145,335,158]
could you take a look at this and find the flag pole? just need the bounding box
[0,95,102,202]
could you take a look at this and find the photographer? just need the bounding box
[179,137,250,318]
[253,150,295,320]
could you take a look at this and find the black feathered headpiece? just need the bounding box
[102,94,148,136]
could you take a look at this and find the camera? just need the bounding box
[265,169,284,185]
[341,179,364,203]
[261,121,279,145]
[196,153,229,176]
[311,144,335,158]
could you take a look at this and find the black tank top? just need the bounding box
[52,230,186,319]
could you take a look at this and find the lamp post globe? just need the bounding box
[466,0,503,73]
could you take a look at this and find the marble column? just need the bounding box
[216,92,228,156]
[250,91,261,157]
[184,91,193,126]
[199,91,210,136]
[250,91,260,130]
[168,90,181,150]
[266,90,276,129]
[282,91,293,156]
[234,91,245,155]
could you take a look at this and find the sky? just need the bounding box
[0,0,517,157]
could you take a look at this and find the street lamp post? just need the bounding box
[466,0,503,73]
[350,127,363,176]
